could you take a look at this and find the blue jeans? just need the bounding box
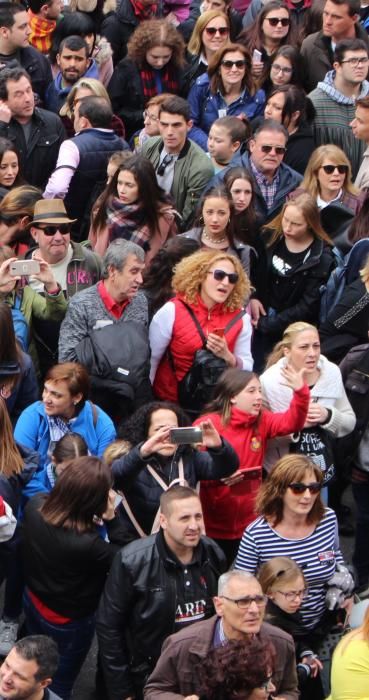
[23,591,95,700]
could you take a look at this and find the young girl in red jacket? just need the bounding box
[194,364,309,565]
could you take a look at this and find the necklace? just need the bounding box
[202,228,228,245]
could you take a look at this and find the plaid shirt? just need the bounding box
[250,158,280,211]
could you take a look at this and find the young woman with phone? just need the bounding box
[193,363,309,564]
[108,401,238,539]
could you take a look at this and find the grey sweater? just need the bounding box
[58,284,148,362]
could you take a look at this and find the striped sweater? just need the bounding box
[235,507,344,630]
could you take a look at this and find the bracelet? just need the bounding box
[45,286,60,296]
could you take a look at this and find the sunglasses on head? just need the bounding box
[36,224,71,236]
[288,482,322,495]
[321,164,348,175]
[265,16,290,25]
[204,26,229,36]
[221,59,247,69]
[209,269,239,284]
[260,144,286,155]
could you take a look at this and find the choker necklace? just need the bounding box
[202,229,228,245]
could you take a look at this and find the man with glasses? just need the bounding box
[301,0,369,92]
[145,569,298,700]
[221,119,302,225]
[26,199,101,377]
[97,486,227,700]
[309,38,369,178]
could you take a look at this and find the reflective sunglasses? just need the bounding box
[288,482,322,495]
[209,269,239,284]
[321,164,348,175]
[220,594,268,609]
[204,26,229,36]
[265,16,290,25]
[260,144,286,155]
[36,224,71,236]
[271,62,292,74]
[221,59,247,69]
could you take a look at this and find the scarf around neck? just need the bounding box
[140,64,179,99]
[28,10,56,53]
[131,0,157,19]
[107,197,152,251]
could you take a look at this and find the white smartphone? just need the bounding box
[252,49,263,63]
[10,260,40,276]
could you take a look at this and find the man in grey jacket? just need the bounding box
[0,635,61,700]
[144,570,298,700]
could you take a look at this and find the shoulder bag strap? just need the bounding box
[178,300,207,347]
[223,308,246,334]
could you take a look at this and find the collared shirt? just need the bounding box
[250,158,280,210]
[97,280,129,319]
[316,189,343,210]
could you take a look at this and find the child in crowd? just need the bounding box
[207,116,250,172]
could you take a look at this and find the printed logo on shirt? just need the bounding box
[175,599,207,625]
[318,551,335,563]
[250,436,262,452]
[272,254,292,276]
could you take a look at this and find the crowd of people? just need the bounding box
[0,0,369,698]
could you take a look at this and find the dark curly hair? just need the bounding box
[118,401,191,445]
[198,637,276,699]
[127,19,185,69]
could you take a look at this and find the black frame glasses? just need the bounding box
[157,154,174,177]
[220,594,268,609]
[320,164,349,175]
[209,269,239,284]
[275,588,309,601]
[288,482,322,495]
[221,59,247,69]
[265,16,290,26]
[36,224,71,236]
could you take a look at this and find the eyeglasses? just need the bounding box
[157,154,174,176]
[271,63,293,74]
[143,110,159,122]
[204,26,229,36]
[209,269,239,284]
[36,224,71,236]
[265,16,290,26]
[221,59,247,69]
[275,588,309,601]
[221,594,268,609]
[288,482,322,495]
[320,164,348,175]
[341,56,369,66]
[260,144,286,155]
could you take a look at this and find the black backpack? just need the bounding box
[171,301,245,417]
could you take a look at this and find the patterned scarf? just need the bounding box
[131,0,157,19]
[107,198,152,251]
[46,415,73,461]
[28,10,56,54]
[140,65,179,99]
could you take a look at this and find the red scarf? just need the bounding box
[140,65,179,99]
[130,0,157,19]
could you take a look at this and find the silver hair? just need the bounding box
[218,570,257,596]
[101,240,145,278]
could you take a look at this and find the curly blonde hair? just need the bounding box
[127,19,185,68]
[301,145,359,199]
[256,454,325,526]
[172,250,250,311]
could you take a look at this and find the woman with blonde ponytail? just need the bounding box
[328,605,369,700]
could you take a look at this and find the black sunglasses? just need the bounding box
[265,16,290,25]
[204,26,229,35]
[157,154,174,177]
[288,482,322,495]
[36,224,71,236]
[261,144,286,155]
[321,164,348,175]
[221,59,247,69]
[209,269,239,284]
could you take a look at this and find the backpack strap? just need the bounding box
[89,400,98,428]
[178,301,207,347]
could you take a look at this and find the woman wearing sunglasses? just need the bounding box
[182,11,231,96]
[259,556,324,700]
[187,43,265,151]
[149,249,253,413]
[235,454,352,635]
[250,193,335,367]
[238,0,297,88]
[290,145,363,216]
[260,321,355,480]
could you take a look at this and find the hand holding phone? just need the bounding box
[9,260,40,277]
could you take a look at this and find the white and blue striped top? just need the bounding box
[235,507,344,630]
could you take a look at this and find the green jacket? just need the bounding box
[141,137,214,231]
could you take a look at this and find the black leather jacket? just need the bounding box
[96,531,227,700]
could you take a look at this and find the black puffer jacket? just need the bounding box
[0,108,65,189]
[112,439,238,537]
[101,0,139,65]
[96,530,227,700]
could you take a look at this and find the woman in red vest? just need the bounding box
[149,249,253,414]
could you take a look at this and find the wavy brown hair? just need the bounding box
[172,249,251,310]
[188,10,230,56]
[208,43,255,96]
[127,19,185,69]
[255,454,325,526]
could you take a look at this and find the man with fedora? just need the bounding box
[26,199,102,377]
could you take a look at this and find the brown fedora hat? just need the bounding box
[29,199,77,227]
